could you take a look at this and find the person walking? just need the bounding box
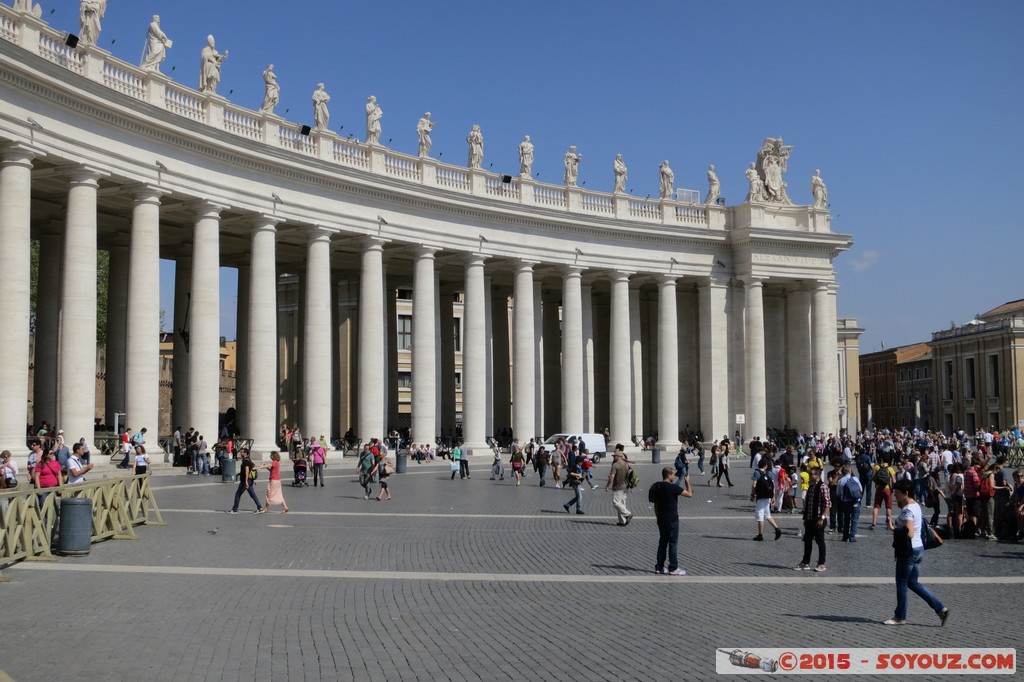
[884,479,950,627]
[229,449,265,514]
[457,440,470,479]
[751,458,783,541]
[836,464,863,542]
[715,440,734,487]
[794,467,830,572]
[358,444,376,497]
[605,445,634,526]
[372,451,392,501]
[260,451,289,513]
[509,445,525,486]
[309,438,327,488]
[562,459,585,514]
[535,446,550,487]
[648,468,693,575]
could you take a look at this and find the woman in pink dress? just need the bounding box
[261,451,290,513]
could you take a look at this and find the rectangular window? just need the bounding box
[396,288,413,300]
[944,361,953,400]
[453,318,462,353]
[964,357,976,399]
[397,371,412,389]
[988,354,1000,398]
[397,315,412,350]
[454,372,462,391]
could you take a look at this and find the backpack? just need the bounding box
[754,470,775,499]
[626,468,640,489]
[873,466,892,488]
[844,476,863,502]
[979,473,993,498]
[247,463,259,481]
[856,454,871,475]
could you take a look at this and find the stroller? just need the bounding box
[292,456,309,487]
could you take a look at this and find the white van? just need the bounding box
[542,433,608,461]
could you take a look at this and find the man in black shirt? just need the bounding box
[648,467,693,576]
[229,448,265,514]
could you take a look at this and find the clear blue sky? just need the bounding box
[40,0,1023,350]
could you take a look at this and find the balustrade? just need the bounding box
[533,184,567,208]
[581,190,614,215]
[222,106,261,141]
[102,61,145,100]
[164,84,204,121]
[485,176,519,200]
[383,151,420,180]
[38,32,83,74]
[435,165,470,192]
[628,198,660,220]
[278,124,316,155]
[334,139,369,168]
[0,13,15,42]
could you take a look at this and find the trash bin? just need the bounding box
[57,497,92,556]
[220,457,237,482]
[396,450,408,474]
[652,448,662,464]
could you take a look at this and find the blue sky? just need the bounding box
[39,0,1023,351]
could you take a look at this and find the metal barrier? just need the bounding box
[1008,446,1024,468]
[0,474,163,567]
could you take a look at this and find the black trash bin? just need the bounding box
[396,450,408,474]
[57,497,92,556]
[221,457,237,483]
[652,448,662,464]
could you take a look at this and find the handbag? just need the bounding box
[450,460,459,472]
[921,522,944,550]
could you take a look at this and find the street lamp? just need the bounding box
[854,392,860,434]
[867,397,873,432]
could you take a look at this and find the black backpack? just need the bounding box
[873,466,892,488]
[754,470,774,499]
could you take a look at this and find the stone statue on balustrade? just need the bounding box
[518,136,534,178]
[613,154,628,193]
[13,1,42,18]
[79,0,106,47]
[416,112,435,157]
[704,164,720,205]
[659,160,674,200]
[140,15,172,73]
[312,83,330,131]
[466,124,484,169]
[258,65,279,115]
[744,162,765,203]
[199,35,228,95]
[563,146,582,187]
[753,136,794,205]
[811,169,828,208]
[365,96,383,145]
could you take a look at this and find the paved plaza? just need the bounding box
[2,459,1021,681]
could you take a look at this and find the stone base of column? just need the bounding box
[460,442,491,458]
[654,439,681,453]
[248,443,278,462]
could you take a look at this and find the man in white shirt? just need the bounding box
[67,442,93,484]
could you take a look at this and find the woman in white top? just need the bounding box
[132,449,150,476]
[1,450,18,489]
[886,479,949,626]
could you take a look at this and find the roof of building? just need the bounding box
[980,298,1024,321]
[895,342,932,364]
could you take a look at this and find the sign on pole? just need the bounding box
[735,414,745,425]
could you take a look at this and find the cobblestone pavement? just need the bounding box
[2,460,1021,681]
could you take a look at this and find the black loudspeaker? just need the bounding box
[501,175,512,184]
[299,125,312,136]
[65,34,79,48]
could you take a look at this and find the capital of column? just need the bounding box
[658,273,680,286]
[122,183,170,206]
[63,165,108,187]
[699,273,730,289]
[360,234,388,251]
[562,265,583,280]
[306,225,332,244]
[414,244,440,259]
[608,270,634,285]
[249,212,284,232]
[464,252,487,268]
[186,199,229,220]
[0,141,44,167]
[514,258,539,274]
[739,275,768,288]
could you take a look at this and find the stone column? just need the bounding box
[581,282,595,432]
[512,261,536,444]
[629,284,644,441]
[58,168,103,449]
[357,237,386,442]
[825,282,840,435]
[304,227,333,444]
[743,277,767,441]
[438,284,456,435]
[561,266,584,434]
[0,144,39,451]
[608,271,632,444]
[533,281,545,438]
[461,254,487,453]
[412,246,438,447]
[247,215,281,454]
[542,287,561,434]
[34,224,62,427]
[235,264,250,436]
[490,287,511,436]
[187,202,223,447]
[104,245,128,427]
[786,285,813,433]
[655,275,680,452]
[171,255,192,434]
[125,188,164,448]
[811,282,833,435]
[699,276,729,440]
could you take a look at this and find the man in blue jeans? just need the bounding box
[647,467,693,575]
[885,479,949,626]
[228,449,264,514]
[836,464,863,542]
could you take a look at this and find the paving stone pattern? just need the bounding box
[1,461,1020,681]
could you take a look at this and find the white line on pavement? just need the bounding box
[11,562,1024,586]
[158,508,754,521]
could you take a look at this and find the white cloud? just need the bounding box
[849,249,880,273]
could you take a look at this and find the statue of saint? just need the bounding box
[79,0,106,47]
[140,15,172,73]
[365,96,383,145]
[466,124,484,169]
[199,35,228,95]
[258,65,279,115]
[312,83,331,131]
[755,137,794,204]
[811,169,828,208]
[563,146,582,187]
[416,113,435,157]
[518,135,534,177]
[613,154,628,193]
[14,1,42,18]
[704,164,720,205]
[659,160,674,200]
[745,162,764,203]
